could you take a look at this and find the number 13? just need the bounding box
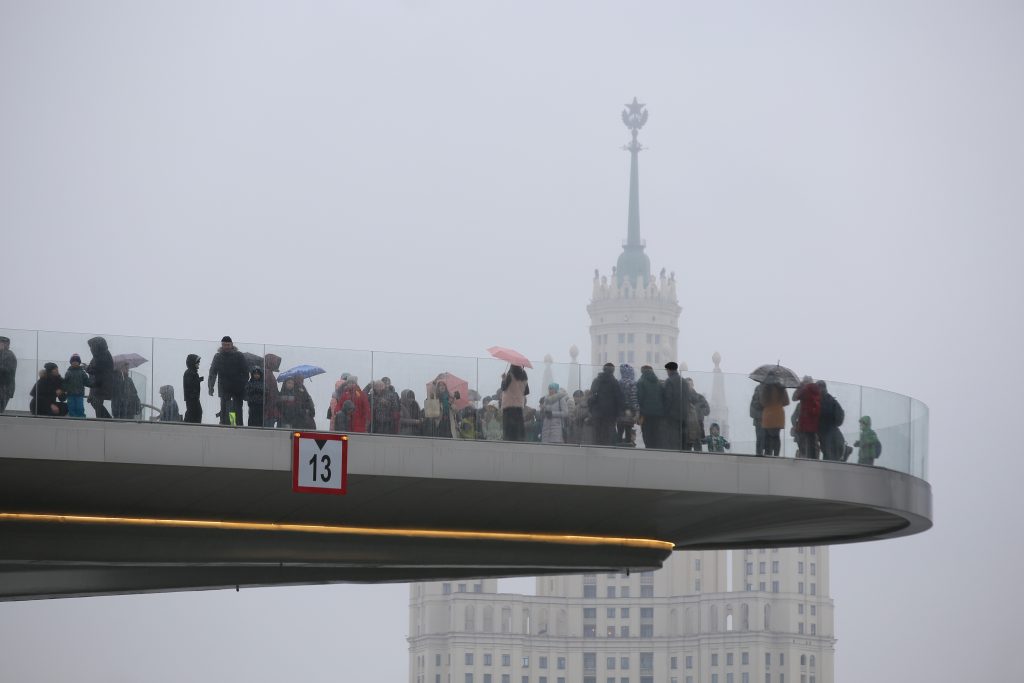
[308,453,332,483]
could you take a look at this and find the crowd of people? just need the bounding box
[0,334,883,466]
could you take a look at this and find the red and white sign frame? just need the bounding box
[291,431,348,495]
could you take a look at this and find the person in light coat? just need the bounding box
[540,382,570,444]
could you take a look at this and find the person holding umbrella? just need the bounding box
[499,365,529,441]
[759,372,790,456]
[208,336,249,426]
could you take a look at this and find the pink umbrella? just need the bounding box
[427,372,470,410]
[487,346,533,369]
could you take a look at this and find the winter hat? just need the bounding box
[186,354,201,367]
[43,362,58,372]
[221,336,232,343]
[548,382,559,391]
[0,336,10,344]
[69,353,81,364]
[664,361,679,371]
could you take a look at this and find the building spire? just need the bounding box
[616,97,651,286]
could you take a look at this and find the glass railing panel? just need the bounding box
[910,398,929,479]
[824,379,862,463]
[151,335,242,425]
[860,386,911,474]
[0,328,38,415]
[37,329,154,420]
[371,351,479,439]
[263,343,372,432]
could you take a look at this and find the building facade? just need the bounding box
[408,101,835,683]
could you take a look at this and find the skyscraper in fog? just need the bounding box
[408,101,835,683]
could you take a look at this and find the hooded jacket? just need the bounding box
[159,385,182,421]
[759,382,790,430]
[30,364,64,415]
[0,344,17,402]
[662,370,690,423]
[208,344,249,396]
[263,353,282,420]
[794,381,822,433]
[636,366,664,417]
[618,364,638,413]
[63,365,91,396]
[86,336,114,401]
[855,416,881,463]
[183,354,203,403]
[540,389,570,443]
[588,367,625,419]
[245,370,265,405]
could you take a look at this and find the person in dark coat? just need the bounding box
[183,354,204,423]
[816,380,846,461]
[262,353,282,428]
[244,367,264,427]
[588,363,625,446]
[30,362,66,416]
[399,389,423,436]
[0,336,17,413]
[661,361,690,450]
[793,376,822,459]
[63,353,91,418]
[635,365,664,449]
[111,362,141,419]
[86,336,114,418]
[208,336,249,426]
[749,384,765,456]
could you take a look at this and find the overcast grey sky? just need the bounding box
[1,1,1022,681]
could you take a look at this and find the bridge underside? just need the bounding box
[0,417,932,600]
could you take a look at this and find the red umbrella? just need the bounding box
[487,346,533,369]
[427,372,470,410]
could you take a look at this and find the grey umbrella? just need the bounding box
[748,363,800,388]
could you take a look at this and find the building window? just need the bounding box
[485,654,493,666]
[742,674,750,683]
[607,608,616,618]
[522,658,530,668]
[811,547,816,555]
[712,654,719,666]
[607,657,616,670]
[466,675,474,683]
[557,658,566,670]
[443,583,451,594]
[458,583,467,592]
[798,562,804,574]
[727,653,734,666]
[502,676,510,683]
[780,654,784,666]
[712,675,719,683]
[765,653,771,667]
[583,653,597,671]
[621,586,630,598]
[620,657,630,670]
[798,623,804,634]
[810,584,816,596]
[745,583,752,591]
[772,581,779,593]
[503,655,511,667]
[584,625,597,638]
[771,562,779,573]
[655,334,661,344]
[620,625,629,637]
[584,585,597,598]
[671,656,678,670]
[694,579,701,592]
[485,676,492,683]
[584,608,597,619]
[539,657,547,669]
[607,586,617,598]
[620,608,630,618]
[466,654,475,665]
[810,564,816,576]
[646,334,653,344]
[811,606,816,616]
[798,604,804,615]
[745,562,753,575]
[759,582,766,592]
[606,626,615,637]
[475,583,483,593]
[435,654,442,666]
[742,652,749,665]
[640,652,654,672]
[640,624,654,637]
[686,655,694,669]
[798,582,804,594]
[618,334,626,344]
[627,351,635,363]
[627,333,635,343]
[727,675,734,683]
[646,351,652,363]
[641,585,653,597]
[695,558,701,571]
[640,607,654,619]
[759,562,766,574]
[522,678,528,683]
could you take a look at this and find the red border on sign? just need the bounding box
[292,431,348,495]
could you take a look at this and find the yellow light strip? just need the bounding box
[0,512,674,551]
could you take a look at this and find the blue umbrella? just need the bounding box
[277,364,326,382]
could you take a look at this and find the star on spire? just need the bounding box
[622,97,649,131]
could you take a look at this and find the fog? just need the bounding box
[1,2,1022,681]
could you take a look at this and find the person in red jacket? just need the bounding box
[336,377,370,433]
[793,376,822,459]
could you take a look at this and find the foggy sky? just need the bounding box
[1,2,1022,681]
